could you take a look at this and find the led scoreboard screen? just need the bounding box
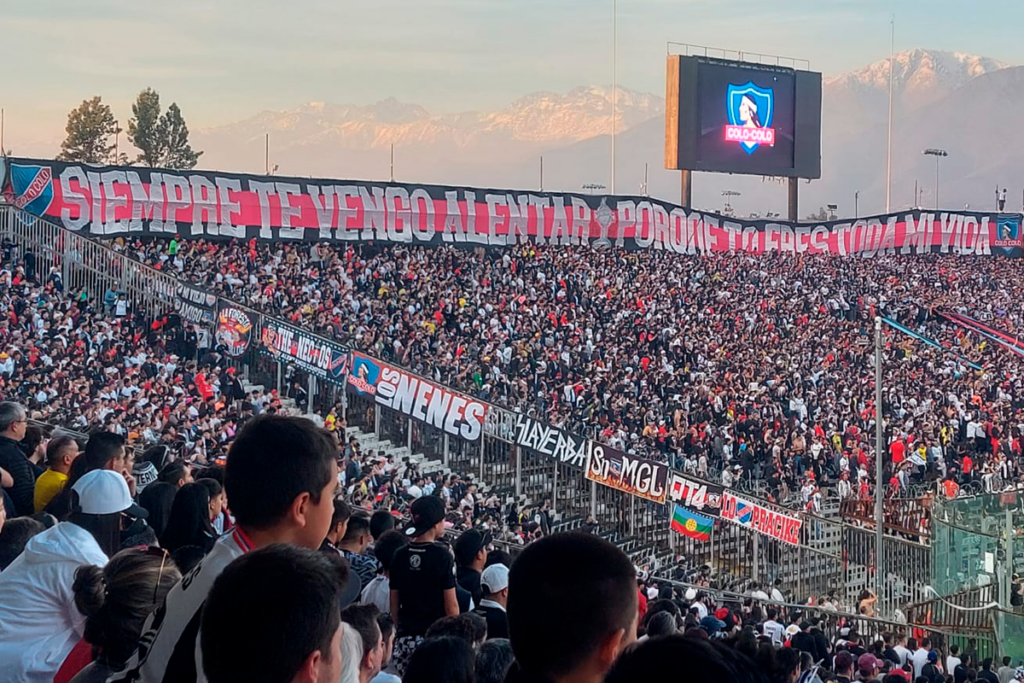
[697,61,795,170]
[665,56,822,179]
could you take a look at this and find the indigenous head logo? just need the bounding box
[10,164,55,216]
[216,307,253,358]
[348,354,381,395]
[993,217,1023,255]
[725,82,775,154]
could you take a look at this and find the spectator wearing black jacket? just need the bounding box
[0,402,33,516]
[454,528,489,605]
[789,622,819,661]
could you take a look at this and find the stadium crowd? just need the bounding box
[113,237,1024,504]
[0,233,1022,681]
[0,408,1015,683]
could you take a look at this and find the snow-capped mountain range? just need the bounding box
[197,86,664,155]
[825,48,1008,94]
[188,49,1016,215]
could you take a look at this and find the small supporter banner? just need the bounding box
[261,319,349,386]
[585,443,668,504]
[669,473,724,517]
[670,505,712,542]
[720,491,802,547]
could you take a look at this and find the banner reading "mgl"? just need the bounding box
[2,157,1021,257]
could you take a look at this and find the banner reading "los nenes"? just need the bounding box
[347,351,489,442]
[2,157,1021,257]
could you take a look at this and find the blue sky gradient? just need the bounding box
[3,0,1022,145]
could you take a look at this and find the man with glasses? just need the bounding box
[0,402,33,516]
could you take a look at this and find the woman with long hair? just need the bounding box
[159,483,216,555]
[0,470,149,683]
[64,548,181,683]
[138,482,176,540]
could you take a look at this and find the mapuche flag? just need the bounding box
[670,505,712,542]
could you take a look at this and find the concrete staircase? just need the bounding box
[338,423,672,568]
[343,425,578,535]
[241,380,300,416]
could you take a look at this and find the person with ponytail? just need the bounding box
[0,469,149,683]
[60,548,181,683]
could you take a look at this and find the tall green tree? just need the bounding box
[160,103,202,170]
[127,88,164,167]
[58,97,118,163]
[126,89,203,169]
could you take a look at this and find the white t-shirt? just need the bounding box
[111,529,250,683]
[763,619,785,647]
[361,575,392,615]
[911,648,930,679]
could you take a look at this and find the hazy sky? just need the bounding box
[4,0,1023,149]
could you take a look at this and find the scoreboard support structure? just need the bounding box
[680,171,799,221]
[680,170,692,208]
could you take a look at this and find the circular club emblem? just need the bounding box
[216,307,253,358]
[410,555,422,569]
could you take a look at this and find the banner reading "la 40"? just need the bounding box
[347,351,489,442]
[2,157,1021,257]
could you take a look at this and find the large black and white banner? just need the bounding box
[348,352,489,442]
[3,157,1021,256]
[260,319,350,386]
[173,283,216,326]
[512,414,589,468]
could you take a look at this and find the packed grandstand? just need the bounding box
[0,183,1023,683]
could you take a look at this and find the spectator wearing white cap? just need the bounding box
[474,563,510,640]
[0,469,148,683]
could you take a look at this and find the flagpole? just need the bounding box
[611,0,617,194]
[885,15,894,213]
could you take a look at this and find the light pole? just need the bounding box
[854,191,860,218]
[611,0,617,194]
[874,316,884,612]
[923,149,948,210]
[827,203,838,220]
[885,16,894,213]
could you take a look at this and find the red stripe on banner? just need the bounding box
[12,157,1017,256]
